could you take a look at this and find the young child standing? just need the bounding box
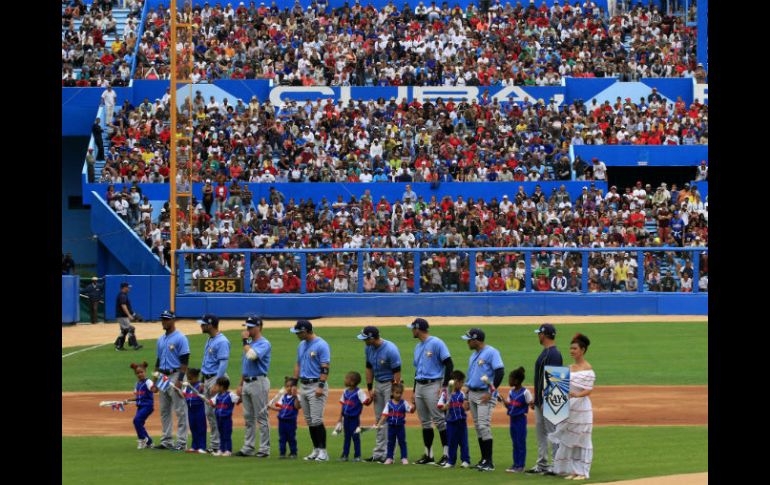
[130,361,157,449]
[439,370,471,469]
[375,382,414,465]
[502,367,533,473]
[183,368,208,454]
[336,371,371,462]
[273,377,302,459]
[207,376,240,456]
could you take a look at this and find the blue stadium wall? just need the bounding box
[63,137,97,265]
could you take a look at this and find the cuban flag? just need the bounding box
[156,375,171,392]
[112,403,125,412]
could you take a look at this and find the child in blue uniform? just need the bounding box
[273,377,301,459]
[335,371,372,462]
[439,370,470,468]
[375,382,414,465]
[502,367,533,473]
[183,368,208,454]
[130,361,157,449]
[207,376,240,456]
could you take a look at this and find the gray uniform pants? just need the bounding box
[468,390,496,441]
[299,382,328,427]
[371,381,392,459]
[535,404,558,470]
[414,380,446,431]
[240,376,271,455]
[159,374,188,448]
[204,374,228,449]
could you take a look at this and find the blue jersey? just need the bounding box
[297,336,331,379]
[156,330,190,370]
[445,390,467,423]
[340,388,369,417]
[507,387,533,418]
[202,332,231,377]
[277,394,299,421]
[466,345,505,388]
[213,391,239,418]
[382,399,412,426]
[413,336,451,380]
[134,378,154,407]
[242,336,271,377]
[184,382,206,409]
[365,340,402,382]
[671,217,685,235]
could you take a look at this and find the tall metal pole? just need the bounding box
[169,0,178,312]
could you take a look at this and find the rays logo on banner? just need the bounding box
[543,365,570,425]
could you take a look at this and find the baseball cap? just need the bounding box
[91,276,98,281]
[290,319,313,333]
[406,318,429,331]
[197,314,219,326]
[243,315,263,328]
[461,328,486,342]
[534,323,557,337]
[120,282,131,289]
[357,326,380,340]
[160,310,175,320]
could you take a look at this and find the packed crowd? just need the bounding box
[133,0,702,84]
[105,178,707,293]
[96,87,708,186]
[61,0,145,87]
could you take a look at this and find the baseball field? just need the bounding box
[62,316,708,485]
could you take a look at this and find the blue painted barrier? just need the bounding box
[62,87,131,136]
[573,145,708,167]
[62,275,81,324]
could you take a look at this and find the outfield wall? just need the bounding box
[62,276,81,324]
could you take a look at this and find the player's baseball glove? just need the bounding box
[133,313,144,322]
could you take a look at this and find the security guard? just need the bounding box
[462,328,505,472]
[357,326,402,463]
[199,314,231,453]
[408,318,452,466]
[153,310,190,450]
[83,277,103,324]
[234,316,272,458]
[291,320,331,462]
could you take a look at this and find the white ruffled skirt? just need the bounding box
[548,396,593,478]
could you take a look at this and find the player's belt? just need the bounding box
[243,375,266,382]
[468,387,489,392]
[300,378,320,384]
[159,369,178,375]
[376,378,393,383]
[415,378,441,385]
[202,373,216,380]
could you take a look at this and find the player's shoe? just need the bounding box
[196,449,208,454]
[220,451,232,457]
[338,456,349,462]
[255,452,269,458]
[364,456,385,463]
[314,449,329,461]
[352,457,362,463]
[472,459,485,469]
[304,449,319,461]
[152,444,172,450]
[414,455,435,465]
[287,454,298,459]
[211,451,223,456]
[435,455,449,467]
[383,458,394,465]
[506,466,523,473]
[133,345,143,351]
[233,451,253,457]
[571,476,587,481]
[525,466,546,474]
[401,458,409,465]
[460,462,470,468]
[137,438,148,449]
[440,462,453,469]
[564,475,577,480]
[477,461,495,472]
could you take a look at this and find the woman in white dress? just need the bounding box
[548,333,595,480]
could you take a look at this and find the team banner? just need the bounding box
[543,365,570,426]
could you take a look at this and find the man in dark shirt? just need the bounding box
[526,323,563,475]
[115,282,142,351]
[92,117,105,160]
[62,252,76,275]
[83,277,104,324]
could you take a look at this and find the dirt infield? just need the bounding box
[62,385,706,437]
[63,316,707,348]
[594,473,708,485]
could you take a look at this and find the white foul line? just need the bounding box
[62,343,108,359]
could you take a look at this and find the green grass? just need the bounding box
[62,426,707,485]
[62,322,707,392]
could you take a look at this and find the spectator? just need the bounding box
[62,252,76,275]
[698,271,708,292]
[488,271,505,292]
[475,271,489,292]
[695,160,708,181]
[550,269,567,292]
[660,270,678,292]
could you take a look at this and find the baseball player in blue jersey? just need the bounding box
[153,311,190,450]
[335,371,371,462]
[234,316,272,458]
[274,377,301,459]
[357,326,402,463]
[182,368,208,454]
[375,382,415,464]
[199,314,231,453]
[408,318,453,466]
[503,366,533,473]
[462,327,505,472]
[130,361,157,449]
[439,370,471,469]
[291,319,331,461]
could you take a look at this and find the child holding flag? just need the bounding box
[334,371,372,462]
[130,361,158,449]
[207,376,240,456]
[502,367,533,473]
[183,368,208,454]
[439,371,471,469]
[374,383,414,465]
[273,377,302,459]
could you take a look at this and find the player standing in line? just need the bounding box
[439,370,471,469]
[503,367,533,473]
[408,318,453,466]
[357,326,402,463]
[462,328,505,472]
[207,376,240,456]
[153,311,189,450]
[335,371,371,462]
[291,320,332,461]
[375,382,414,465]
[130,361,157,449]
[274,377,301,459]
[183,368,208,454]
[198,314,231,454]
[235,316,272,458]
